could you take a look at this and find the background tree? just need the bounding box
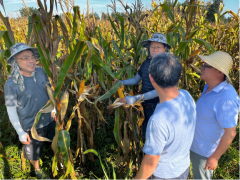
[88,12,100,20]
[206,0,221,22]
[19,7,38,17]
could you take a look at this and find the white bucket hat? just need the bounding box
[197,51,233,83]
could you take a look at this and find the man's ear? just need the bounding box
[149,74,155,84]
[164,46,167,52]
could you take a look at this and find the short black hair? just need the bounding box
[149,53,182,88]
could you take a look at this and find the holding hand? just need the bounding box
[114,79,119,83]
[119,97,127,105]
[205,156,219,170]
[21,133,31,145]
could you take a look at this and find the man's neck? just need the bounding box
[156,86,180,104]
[205,79,225,93]
[20,70,32,77]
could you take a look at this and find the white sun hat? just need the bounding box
[197,51,233,83]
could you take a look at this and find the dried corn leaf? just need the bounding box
[66,106,78,131]
[107,98,124,114]
[21,147,26,172]
[78,80,85,97]
[46,85,58,108]
[31,100,54,142]
[122,121,130,156]
[60,90,69,124]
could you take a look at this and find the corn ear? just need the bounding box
[118,87,125,98]
[78,80,85,97]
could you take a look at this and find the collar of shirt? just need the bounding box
[203,80,228,94]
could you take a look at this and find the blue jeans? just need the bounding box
[142,103,157,137]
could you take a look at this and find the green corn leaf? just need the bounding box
[79,15,85,41]
[84,149,109,179]
[176,40,192,56]
[84,149,98,156]
[108,14,120,41]
[184,45,190,60]
[72,6,79,40]
[0,50,8,71]
[192,39,216,53]
[115,64,130,80]
[116,14,124,49]
[173,6,189,35]
[83,41,94,68]
[114,108,120,146]
[113,165,116,180]
[57,130,70,166]
[96,26,103,46]
[54,41,85,98]
[125,160,133,179]
[173,0,178,7]
[36,43,52,78]
[130,32,137,50]
[91,55,115,79]
[160,4,175,23]
[94,81,122,121]
[187,26,201,40]
[1,31,13,49]
[167,33,174,48]
[128,65,134,79]
[111,40,123,60]
[98,68,107,90]
[178,26,186,40]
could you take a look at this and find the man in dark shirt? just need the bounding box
[115,33,171,136]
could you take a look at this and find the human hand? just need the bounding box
[114,79,119,83]
[205,156,219,170]
[52,111,57,121]
[21,133,31,145]
[119,97,127,105]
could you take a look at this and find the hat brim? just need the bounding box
[197,54,232,84]
[141,39,172,49]
[7,47,40,64]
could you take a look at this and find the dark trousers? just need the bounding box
[142,103,157,137]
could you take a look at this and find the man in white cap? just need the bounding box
[190,51,239,179]
[114,32,171,137]
[4,43,55,178]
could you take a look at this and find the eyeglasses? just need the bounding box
[200,63,213,70]
[17,55,37,61]
[150,46,165,50]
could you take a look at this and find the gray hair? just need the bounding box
[149,53,182,88]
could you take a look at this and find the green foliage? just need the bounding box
[19,7,39,17]
[0,145,32,179]
[88,12,100,20]
[206,0,221,22]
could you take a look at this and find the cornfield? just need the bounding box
[0,0,239,179]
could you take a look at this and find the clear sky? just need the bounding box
[0,0,239,18]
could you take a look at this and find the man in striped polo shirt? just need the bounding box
[115,33,171,137]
